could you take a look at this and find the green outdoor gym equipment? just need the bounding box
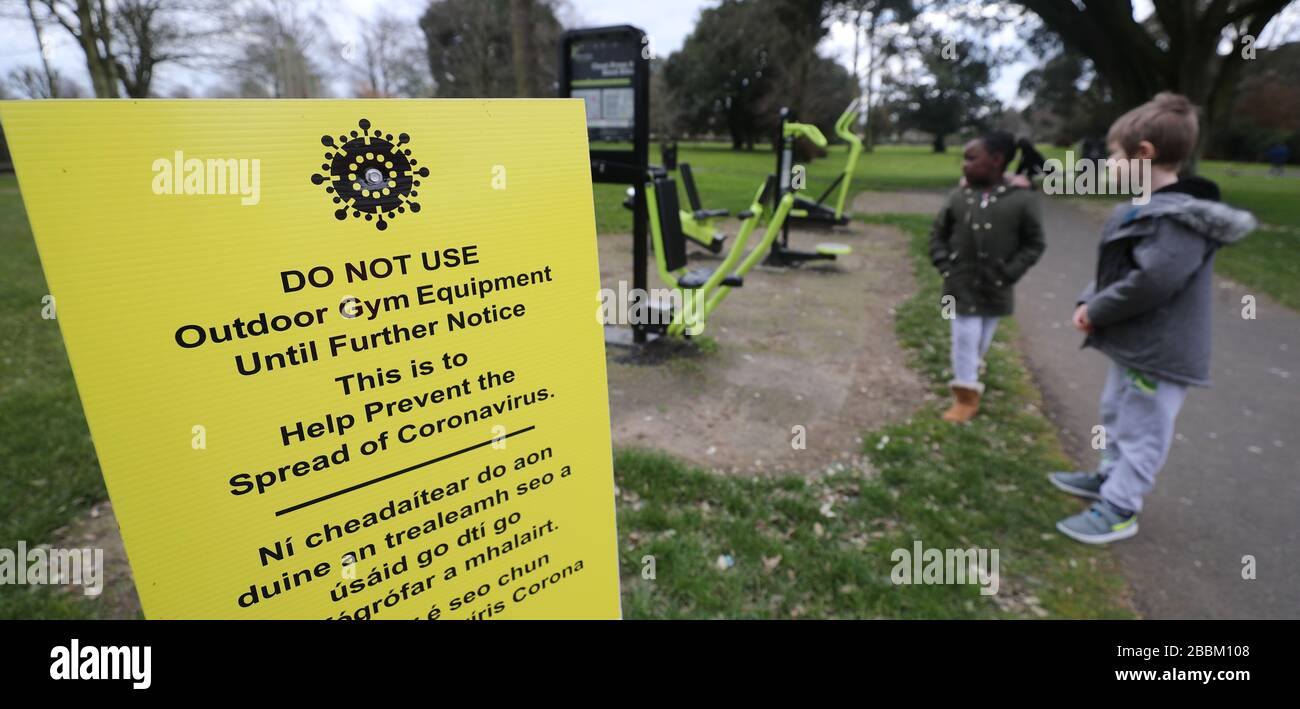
[766,108,852,266]
[623,162,730,254]
[788,99,862,228]
[676,163,730,254]
[643,172,794,338]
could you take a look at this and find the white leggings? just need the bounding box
[951,315,1000,388]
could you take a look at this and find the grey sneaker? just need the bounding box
[1048,471,1105,500]
[1056,501,1138,545]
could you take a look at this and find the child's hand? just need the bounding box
[1073,304,1093,333]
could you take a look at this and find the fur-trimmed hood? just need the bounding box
[1109,183,1257,247]
[1139,192,1257,246]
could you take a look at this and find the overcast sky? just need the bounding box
[1,0,1295,103]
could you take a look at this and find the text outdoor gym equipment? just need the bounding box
[766,107,852,267]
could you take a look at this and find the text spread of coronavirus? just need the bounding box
[0,100,621,619]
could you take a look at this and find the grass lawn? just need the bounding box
[0,173,105,618]
[1196,162,1300,311]
[614,214,1135,619]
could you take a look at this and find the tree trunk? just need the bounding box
[864,12,877,152]
[509,0,535,97]
[95,0,123,91]
[932,133,946,153]
[74,0,108,96]
[851,8,862,133]
[26,0,59,97]
[794,50,812,117]
[64,0,119,97]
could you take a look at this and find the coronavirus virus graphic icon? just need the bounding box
[311,118,429,231]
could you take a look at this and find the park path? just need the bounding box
[855,190,1300,619]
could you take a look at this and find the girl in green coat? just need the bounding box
[929,132,1046,422]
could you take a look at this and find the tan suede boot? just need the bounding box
[941,384,983,423]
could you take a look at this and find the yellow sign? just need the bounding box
[1,99,620,619]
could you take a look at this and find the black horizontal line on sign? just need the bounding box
[274,425,537,516]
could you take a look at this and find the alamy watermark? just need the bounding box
[891,540,999,596]
[1041,151,1153,206]
[50,639,151,689]
[597,281,705,335]
[152,151,261,206]
[0,541,104,596]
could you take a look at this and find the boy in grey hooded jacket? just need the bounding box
[1048,93,1257,544]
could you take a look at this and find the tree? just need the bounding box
[1018,51,1118,145]
[419,0,563,98]
[110,0,228,98]
[833,0,917,150]
[1211,41,1300,160]
[23,0,60,97]
[26,0,229,98]
[664,0,776,148]
[649,59,677,140]
[7,65,86,98]
[665,0,848,149]
[759,54,857,142]
[35,0,122,97]
[225,0,326,98]
[769,0,837,119]
[1011,0,1294,157]
[891,34,1000,151]
[344,11,431,97]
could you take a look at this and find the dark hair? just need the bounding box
[980,131,1017,169]
[1014,138,1046,178]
